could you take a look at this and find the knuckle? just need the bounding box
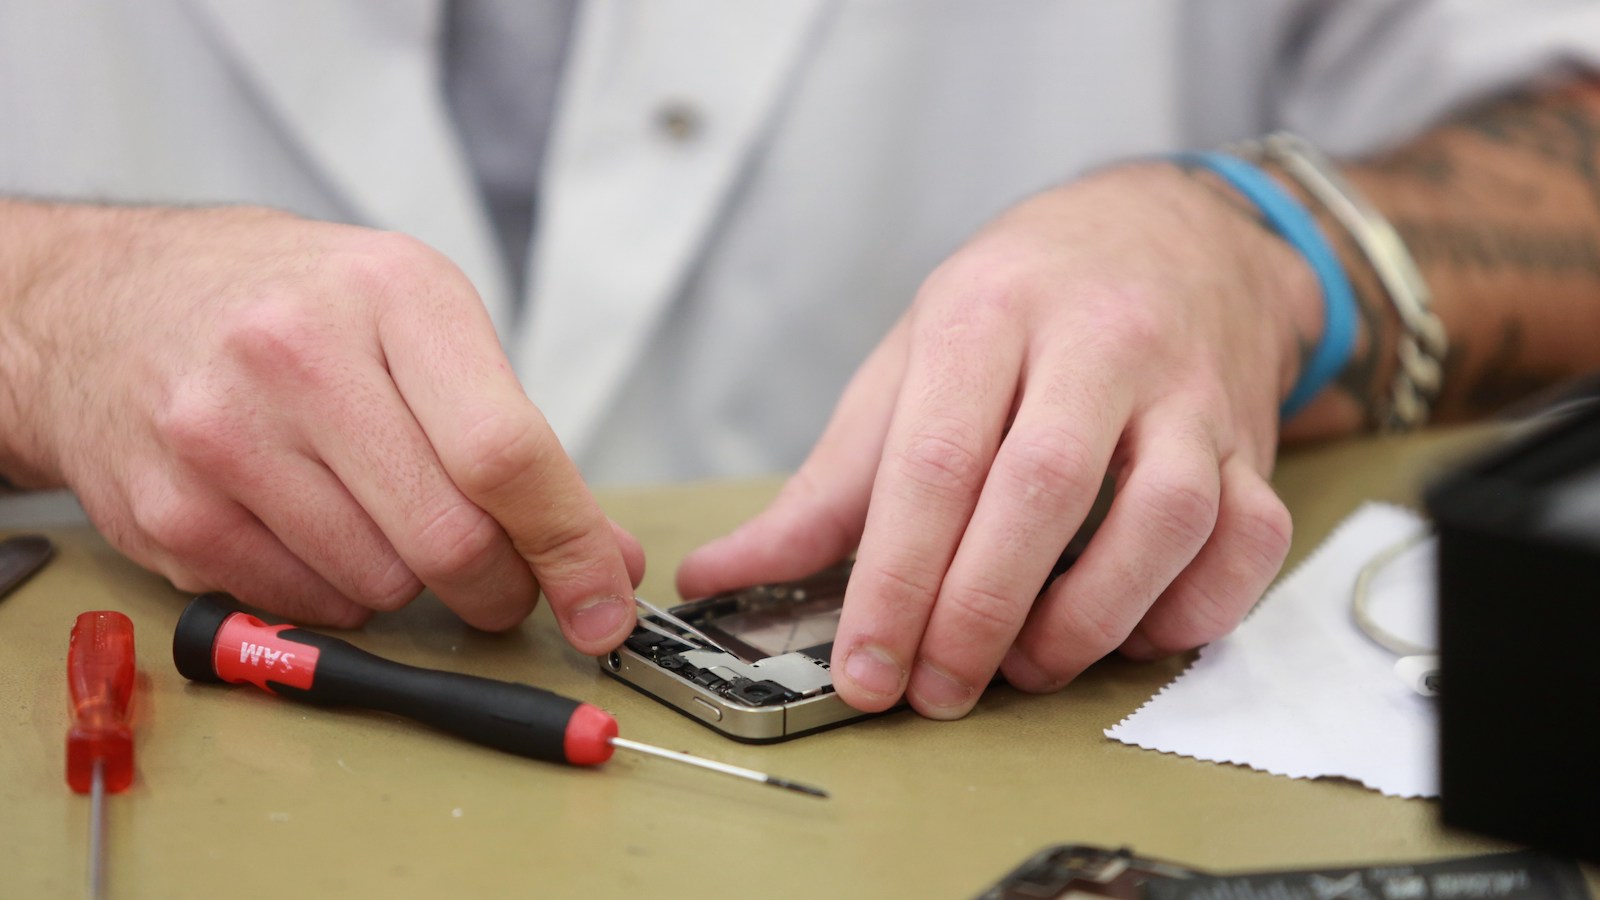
[1073,289,1164,361]
[337,231,451,300]
[218,301,331,385]
[133,491,223,558]
[915,250,1045,339]
[1105,302,1164,350]
[940,579,1024,641]
[1184,588,1242,645]
[408,502,503,583]
[1132,473,1219,555]
[451,413,550,499]
[935,266,1028,319]
[920,244,1018,300]
[1027,579,1134,666]
[1061,598,1132,657]
[1232,489,1294,575]
[996,426,1102,509]
[1146,583,1242,653]
[154,386,246,471]
[520,514,601,571]
[351,555,423,612]
[1136,487,1291,655]
[894,418,988,497]
[861,561,942,619]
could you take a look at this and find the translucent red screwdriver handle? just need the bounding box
[67,611,136,794]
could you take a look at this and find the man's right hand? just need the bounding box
[0,202,641,649]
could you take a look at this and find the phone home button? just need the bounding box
[690,697,723,722]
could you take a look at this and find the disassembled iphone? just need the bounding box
[601,561,872,742]
[974,844,1202,900]
[603,507,1102,743]
[975,845,1589,900]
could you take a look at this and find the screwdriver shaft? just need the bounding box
[88,760,105,899]
[609,736,829,798]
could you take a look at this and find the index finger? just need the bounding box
[831,297,1022,712]
[377,249,637,653]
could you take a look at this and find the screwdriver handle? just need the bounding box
[67,611,136,794]
[172,595,618,765]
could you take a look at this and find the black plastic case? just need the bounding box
[1425,391,1600,862]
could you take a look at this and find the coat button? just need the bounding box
[653,100,703,142]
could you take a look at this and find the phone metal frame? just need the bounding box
[601,562,879,742]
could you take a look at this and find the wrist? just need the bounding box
[1263,164,1395,440]
[1166,154,1353,422]
[0,200,122,489]
[1246,166,1334,417]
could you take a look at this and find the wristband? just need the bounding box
[1172,151,1358,420]
[1248,132,1445,432]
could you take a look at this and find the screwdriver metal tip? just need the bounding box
[608,736,829,799]
[88,759,106,899]
[766,777,830,799]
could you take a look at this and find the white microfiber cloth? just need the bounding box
[1106,502,1439,798]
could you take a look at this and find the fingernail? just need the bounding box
[571,595,630,645]
[909,660,976,718]
[844,644,904,699]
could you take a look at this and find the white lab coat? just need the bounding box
[3,0,1598,487]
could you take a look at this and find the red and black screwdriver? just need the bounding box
[171,595,827,798]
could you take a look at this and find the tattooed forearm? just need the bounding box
[1282,77,1600,433]
[1456,322,1573,417]
[1394,218,1600,280]
[1364,144,1455,186]
[1454,89,1600,215]
[1181,82,1600,440]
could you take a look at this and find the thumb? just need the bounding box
[676,322,909,598]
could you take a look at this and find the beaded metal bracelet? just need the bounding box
[1242,133,1448,432]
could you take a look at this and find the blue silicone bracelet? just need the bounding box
[1173,151,1357,420]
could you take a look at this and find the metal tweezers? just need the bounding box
[632,596,729,652]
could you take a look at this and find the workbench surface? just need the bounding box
[2,428,1584,898]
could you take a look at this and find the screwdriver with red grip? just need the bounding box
[67,610,137,899]
[171,594,826,797]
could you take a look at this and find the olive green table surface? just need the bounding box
[1,428,1586,898]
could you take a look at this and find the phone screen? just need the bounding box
[697,592,843,659]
